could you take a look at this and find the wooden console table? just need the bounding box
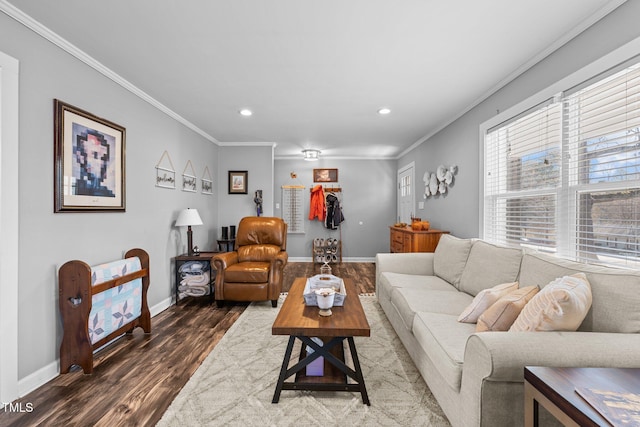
[389,226,448,253]
[524,366,640,426]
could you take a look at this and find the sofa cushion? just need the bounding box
[377,272,455,303]
[476,285,539,332]
[433,235,473,288]
[458,281,519,323]
[519,251,640,333]
[510,273,592,332]
[412,312,476,391]
[458,241,523,296]
[390,288,473,332]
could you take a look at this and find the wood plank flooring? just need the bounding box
[0,262,375,427]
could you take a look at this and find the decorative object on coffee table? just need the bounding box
[315,288,336,316]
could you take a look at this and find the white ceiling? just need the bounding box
[4,0,625,159]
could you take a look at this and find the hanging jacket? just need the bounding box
[325,193,344,229]
[309,185,326,221]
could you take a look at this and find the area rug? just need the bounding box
[157,295,450,426]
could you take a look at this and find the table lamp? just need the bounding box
[175,208,203,256]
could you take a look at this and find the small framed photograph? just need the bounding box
[54,99,125,212]
[228,170,248,194]
[313,168,338,183]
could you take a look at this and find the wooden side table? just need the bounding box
[174,251,217,305]
[524,366,640,427]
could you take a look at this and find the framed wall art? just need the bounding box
[313,168,338,183]
[182,160,197,192]
[228,170,248,194]
[54,99,126,212]
[201,166,213,195]
[155,150,176,189]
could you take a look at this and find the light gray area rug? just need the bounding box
[157,295,450,426]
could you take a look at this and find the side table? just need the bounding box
[174,251,217,305]
[216,239,235,252]
[524,366,640,426]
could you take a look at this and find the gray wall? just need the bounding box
[217,145,274,236]
[0,14,219,380]
[274,158,396,259]
[399,0,640,239]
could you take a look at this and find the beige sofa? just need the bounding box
[375,235,640,427]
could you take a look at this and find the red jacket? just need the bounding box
[309,185,326,221]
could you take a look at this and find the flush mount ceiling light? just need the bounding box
[239,109,253,116]
[302,149,320,161]
[377,108,391,115]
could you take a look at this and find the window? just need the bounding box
[484,60,640,268]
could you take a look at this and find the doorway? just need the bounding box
[397,162,415,224]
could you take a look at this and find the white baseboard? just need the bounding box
[150,296,173,317]
[18,361,59,398]
[288,257,375,263]
[18,297,175,398]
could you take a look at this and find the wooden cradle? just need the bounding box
[58,248,151,374]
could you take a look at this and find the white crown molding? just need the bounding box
[399,0,628,159]
[0,0,219,145]
[218,141,277,147]
[275,154,396,161]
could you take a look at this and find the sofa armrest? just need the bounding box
[375,252,435,277]
[463,331,640,384]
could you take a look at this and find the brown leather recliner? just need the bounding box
[213,216,288,307]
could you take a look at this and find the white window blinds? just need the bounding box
[484,59,640,268]
[484,101,562,252]
[565,63,640,266]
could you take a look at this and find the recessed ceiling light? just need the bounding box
[239,109,252,116]
[378,108,391,115]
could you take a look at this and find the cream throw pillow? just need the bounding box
[510,273,592,332]
[457,281,518,323]
[476,286,539,332]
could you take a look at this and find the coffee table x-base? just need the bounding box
[271,277,371,405]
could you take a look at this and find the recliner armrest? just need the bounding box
[212,252,239,271]
[272,251,288,269]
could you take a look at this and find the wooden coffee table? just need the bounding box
[271,277,371,405]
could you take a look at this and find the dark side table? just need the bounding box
[216,239,235,252]
[524,366,640,427]
[174,251,217,305]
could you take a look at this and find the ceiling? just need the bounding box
[4,0,625,159]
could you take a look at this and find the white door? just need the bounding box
[397,162,415,224]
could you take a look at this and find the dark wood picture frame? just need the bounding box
[54,99,126,212]
[313,168,338,183]
[228,170,248,194]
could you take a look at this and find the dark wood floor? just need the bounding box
[0,262,375,427]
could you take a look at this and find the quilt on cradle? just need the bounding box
[89,257,142,344]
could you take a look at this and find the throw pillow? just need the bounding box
[510,273,592,332]
[476,286,539,332]
[457,281,519,323]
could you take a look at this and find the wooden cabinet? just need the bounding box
[389,226,449,253]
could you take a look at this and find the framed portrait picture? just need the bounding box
[228,170,248,194]
[313,168,338,183]
[54,99,125,212]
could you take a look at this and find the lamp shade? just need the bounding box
[175,208,203,227]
